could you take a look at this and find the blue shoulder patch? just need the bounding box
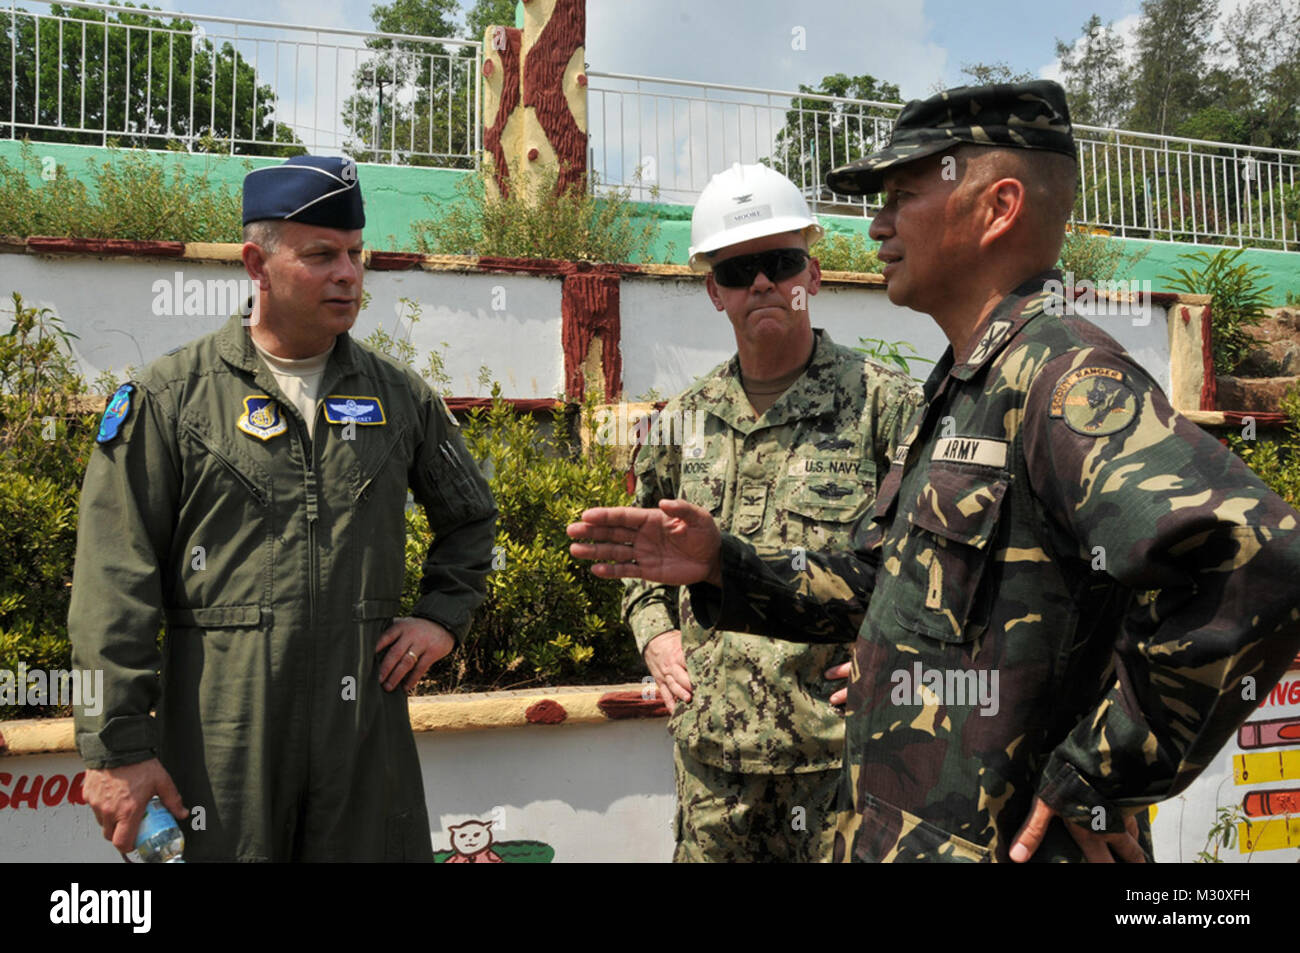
[96,383,135,444]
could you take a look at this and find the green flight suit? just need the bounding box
[624,329,921,861]
[68,314,497,861]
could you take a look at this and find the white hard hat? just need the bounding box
[688,163,824,272]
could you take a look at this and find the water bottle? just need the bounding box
[126,796,186,863]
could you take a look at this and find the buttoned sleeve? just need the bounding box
[1023,348,1300,826]
[407,391,498,645]
[69,381,181,769]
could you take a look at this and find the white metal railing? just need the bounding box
[587,70,1300,251]
[2,0,482,165]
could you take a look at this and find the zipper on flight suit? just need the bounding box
[296,408,321,628]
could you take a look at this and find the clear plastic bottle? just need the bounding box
[127,796,186,863]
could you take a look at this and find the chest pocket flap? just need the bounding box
[900,464,1009,643]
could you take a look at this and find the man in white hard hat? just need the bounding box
[624,163,922,861]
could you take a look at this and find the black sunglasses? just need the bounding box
[711,248,809,288]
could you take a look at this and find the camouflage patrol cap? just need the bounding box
[826,80,1076,196]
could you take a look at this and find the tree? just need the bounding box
[1128,0,1219,135]
[342,0,476,166]
[1207,0,1300,149]
[0,2,302,155]
[465,0,519,42]
[767,73,901,195]
[958,62,1035,86]
[1054,14,1131,127]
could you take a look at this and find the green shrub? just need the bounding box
[1161,248,1272,377]
[1228,382,1300,509]
[412,162,670,263]
[0,293,99,718]
[1057,227,1148,284]
[402,391,639,691]
[813,230,882,273]
[0,141,244,242]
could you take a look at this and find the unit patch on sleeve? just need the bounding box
[1049,367,1138,437]
[96,383,135,444]
[237,395,288,441]
[323,396,386,425]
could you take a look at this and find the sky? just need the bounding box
[49,0,1161,100]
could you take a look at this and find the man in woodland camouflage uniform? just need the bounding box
[625,163,920,861]
[572,82,1300,862]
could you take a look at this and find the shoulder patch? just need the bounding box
[96,383,135,444]
[1050,367,1138,437]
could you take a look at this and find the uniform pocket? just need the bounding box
[851,792,992,863]
[896,465,1008,643]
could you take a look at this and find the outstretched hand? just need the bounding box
[567,499,723,587]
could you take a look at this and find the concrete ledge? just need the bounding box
[0,683,667,756]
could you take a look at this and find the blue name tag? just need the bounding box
[96,383,134,444]
[323,395,385,425]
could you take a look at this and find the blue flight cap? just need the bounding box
[242,155,366,229]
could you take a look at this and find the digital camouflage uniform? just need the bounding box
[625,329,921,861]
[690,274,1300,861]
[69,314,497,861]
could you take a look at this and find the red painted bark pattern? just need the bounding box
[367,252,423,271]
[524,699,567,724]
[596,690,669,719]
[562,272,621,400]
[1200,305,1218,410]
[27,237,185,257]
[521,0,586,194]
[482,27,523,199]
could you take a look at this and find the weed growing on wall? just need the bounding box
[813,230,883,273]
[0,141,244,242]
[411,162,670,263]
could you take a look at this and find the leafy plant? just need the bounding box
[402,388,639,691]
[1196,803,1247,862]
[411,161,670,263]
[814,230,883,273]
[1161,247,1272,376]
[0,293,100,717]
[1228,381,1300,508]
[0,141,245,242]
[855,337,935,381]
[1057,226,1149,284]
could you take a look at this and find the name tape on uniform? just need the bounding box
[931,436,1009,468]
[323,396,386,425]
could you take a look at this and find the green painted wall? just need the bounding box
[6,139,1300,303]
[0,140,468,251]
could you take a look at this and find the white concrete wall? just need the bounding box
[1,255,1172,403]
[0,719,675,863]
[619,274,1171,398]
[0,256,566,400]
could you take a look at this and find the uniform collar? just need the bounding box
[709,328,838,434]
[217,312,360,419]
[948,269,1062,382]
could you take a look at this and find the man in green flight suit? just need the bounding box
[69,155,497,861]
[569,82,1300,862]
[625,163,920,861]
